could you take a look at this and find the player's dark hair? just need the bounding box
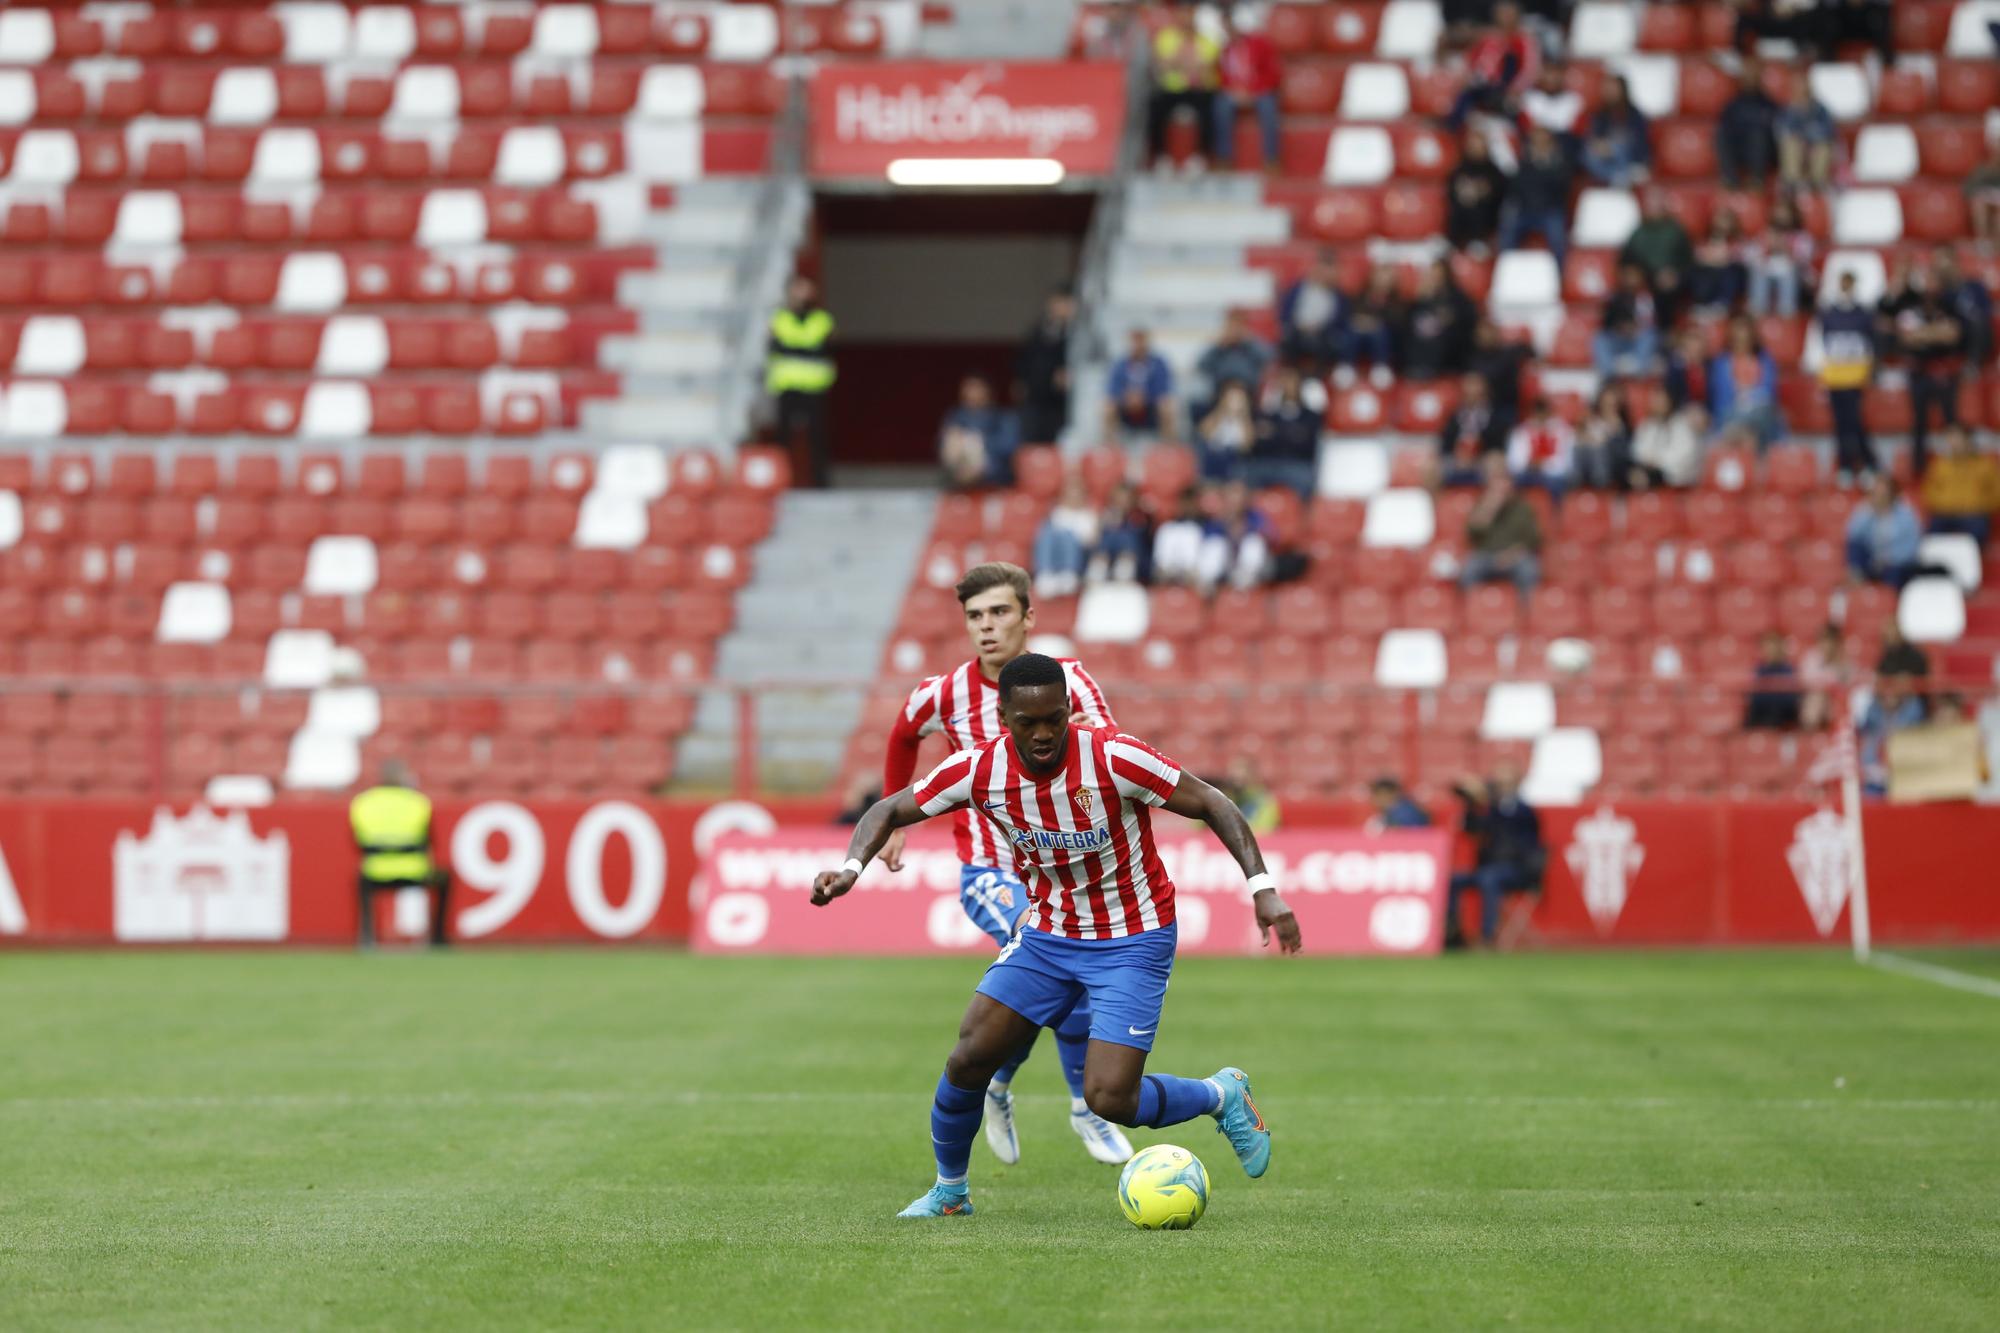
[1369,776,1402,795]
[955,561,1032,613]
[998,652,1067,702]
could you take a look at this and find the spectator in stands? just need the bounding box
[1195,380,1258,482]
[1446,760,1545,950]
[1448,1,1539,129]
[1715,59,1779,189]
[1104,329,1179,444]
[1798,624,1849,732]
[1732,0,1820,51]
[1581,74,1651,188]
[1506,396,1575,494]
[1816,0,1894,66]
[1966,141,2000,252]
[1845,475,1922,586]
[1032,474,1100,599]
[766,275,837,488]
[1401,259,1478,380]
[1225,757,1281,835]
[939,375,1020,489]
[1250,365,1324,498]
[1518,59,1583,148]
[1593,262,1662,381]
[1707,315,1783,448]
[1689,209,1750,317]
[1337,265,1402,388]
[1877,620,1931,679]
[1092,483,1153,585]
[1440,0,1495,55]
[1014,287,1075,446]
[1574,385,1633,490]
[1366,777,1432,832]
[1439,372,1508,484]
[1277,249,1347,371]
[1921,425,2000,548]
[1628,384,1707,490]
[1197,480,1274,593]
[1663,325,1709,410]
[1743,632,1803,730]
[1152,486,1210,588]
[1900,275,1968,478]
[836,774,882,825]
[1859,672,1927,797]
[1620,189,1694,322]
[1147,1,1220,171]
[1933,251,1994,369]
[1459,455,1544,597]
[1194,310,1272,412]
[1816,268,1879,482]
[1497,125,1574,272]
[1470,318,1530,420]
[1445,130,1509,256]
[1213,3,1281,173]
[1774,80,1836,193]
[1748,193,1817,318]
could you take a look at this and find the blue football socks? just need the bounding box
[1055,1004,1092,1102]
[1129,1073,1224,1129]
[929,1071,984,1184]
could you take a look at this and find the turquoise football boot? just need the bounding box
[1209,1067,1271,1178]
[896,1182,974,1218]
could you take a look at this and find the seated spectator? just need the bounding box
[1582,74,1651,187]
[1743,631,1803,729]
[1365,777,1432,832]
[1337,265,1402,387]
[1445,130,1509,256]
[1195,480,1274,593]
[1195,380,1258,482]
[1212,4,1280,172]
[1146,1,1220,170]
[1716,58,1778,189]
[1707,315,1782,448]
[1518,59,1583,146]
[1459,456,1544,596]
[1620,189,1694,322]
[1628,386,1706,490]
[1688,209,1749,316]
[1194,311,1271,411]
[1497,125,1574,272]
[1574,385,1632,490]
[939,375,1020,488]
[1933,251,1994,371]
[1448,1,1539,128]
[1663,325,1709,410]
[1225,757,1281,835]
[1845,475,1922,586]
[1090,483,1153,585]
[1748,193,1817,318]
[1151,486,1211,588]
[1104,329,1179,444]
[1506,397,1575,493]
[1250,365,1323,498]
[1877,620,1932,680]
[1446,760,1545,949]
[1401,259,1478,380]
[1593,262,1662,380]
[1031,474,1100,599]
[1920,425,2000,548]
[1470,318,1530,419]
[1816,268,1878,481]
[1438,372,1509,484]
[1798,623,1849,731]
[1774,80,1835,193]
[1859,671,1927,797]
[1966,141,2000,252]
[1277,249,1346,370]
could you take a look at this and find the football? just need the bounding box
[1117,1144,1210,1230]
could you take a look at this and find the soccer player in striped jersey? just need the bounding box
[815,653,1302,1218]
[879,561,1130,1166]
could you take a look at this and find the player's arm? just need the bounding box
[878,703,928,872]
[811,788,933,905]
[1162,773,1302,953]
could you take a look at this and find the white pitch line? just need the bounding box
[1868,951,2000,1001]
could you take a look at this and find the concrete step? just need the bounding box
[1127,174,1269,208]
[580,395,726,443]
[599,331,730,375]
[1106,264,1274,308]
[1123,205,1290,247]
[618,267,737,309]
[640,206,758,246]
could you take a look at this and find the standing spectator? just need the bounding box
[1716,59,1778,189]
[1470,318,1531,420]
[1628,385,1706,490]
[1091,483,1153,584]
[1212,4,1281,173]
[1877,621,1931,680]
[1151,486,1210,588]
[938,375,1021,489]
[1902,278,1967,478]
[1620,189,1694,322]
[1921,425,2000,548]
[1966,140,2000,252]
[1742,632,1803,729]
[1013,287,1075,445]
[1798,624,1850,731]
[1593,262,1661,380]
[1194,380,1257,482]
[1774,80,1836,193]
[1845,475,1921,585]
[1747,193,1817,318]
[1250,365,1323,497]
[1707,315,1782,448]
[1196,481,1273,593]
[1366,777,1432,832]
[765,274,836,487]
[1875,257,1921,349]
[1445,760,1545,950]
[1574,385,1632,490]
[1448,1,1540,129]
[1506,397,1576,493]
[1816,268,1878,481]
[1338,265,1402,388]
[1933,251,1994,369]
[1104,329,1179,444]
[1581,74,1651,186]
[1438,373,1508,483]
[1518,60,1583,147]
[1459,456,1544,597]
[1663,325,1710,410]
[1277,249,1346,370]
[1688,208,1750,316]
[1147,1,1220,170]
[1031,474,1099,598]
[1400,259,1478,380]
[1194,310,1271,411]
[1445,130,1509,256]
[1497,125,1574,271]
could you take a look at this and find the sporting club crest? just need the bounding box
[1072,786,1096,818]
[113,806,290,941]
[1786,808,1853,937]
[1564,806,1644,933]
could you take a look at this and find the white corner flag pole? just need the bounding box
[1839,687,1872,965]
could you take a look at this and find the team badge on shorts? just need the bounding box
[1073,786,1096,818]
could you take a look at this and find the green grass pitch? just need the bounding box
[3,948,1997,1330]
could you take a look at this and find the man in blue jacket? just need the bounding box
[1844,475,1921,586]
[1446,760,1544,950]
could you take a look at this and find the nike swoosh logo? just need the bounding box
[982,800,1006,811]
[1128,1026,1154,1036]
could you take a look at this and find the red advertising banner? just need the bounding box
[809,61,1129,177]
[693,829,1455,957]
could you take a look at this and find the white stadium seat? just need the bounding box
[317,316,389,376]
[1318,440,1390,499]
[299,381,372,438]
[2,382,65,437]
[1339,63,1411,121]
[265,629,338,689]
[709,3,781,61]
[1489,250,1561,311]
[250,127,322,184]
[1899,577,1966,643]
[1572,188,1640,248]
[1832,189,1902,246]
[284,729,361,790]
[1918,534,1983,591]
[113,191,184,246]
[595,444,671,500]
[1362,489,1436,549]
[390,67,460,121]
[276,253,348,313]
[0,71,34,127]
[1376,1,1443,59]
[1325,126,1395,184]
[305,686,381,738]
[1075,584,1150,644]
[1817,250,1887,306]
[1525,728,1603,804]
[16,315,86,375]
[277,2,352,62]
[1946,1,2000,56]
[210,68,278,125]
[157,583,232,644]
[205,775,275,807]
[352,5,417,60]
[12,129,79,185]
[417,190,487,245]
[1481,682,1558,740]
[532,4,600,57]
[303,534,379,595]
[573,491,648,550]
[1852,124,1918,183]
[496,127,566,186]
[1375,629,1448,689]
[0,9,56,64]
[1807,63,1871,121]
[1612,55,1679,118]
[1569,3,1638,58]
[639,66,706,120]
[0,490,20,550]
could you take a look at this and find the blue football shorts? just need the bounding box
[959,863,1031,946]
[974,922,1178,1052]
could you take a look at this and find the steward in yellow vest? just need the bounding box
[350,759,451,948]
[767,275,835,486]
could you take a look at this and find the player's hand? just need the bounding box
[881,827,908,873]
[1254,889,1302,954]
[811,868,858,907]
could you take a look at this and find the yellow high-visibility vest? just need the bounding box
[349,785,434,884]
[766,308,836,394]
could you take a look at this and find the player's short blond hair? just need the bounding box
[954,561,1032,613]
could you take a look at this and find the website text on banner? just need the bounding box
[808,62,1129,177]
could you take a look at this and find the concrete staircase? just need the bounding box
[674,489,938,791]
[920,0,1079,57]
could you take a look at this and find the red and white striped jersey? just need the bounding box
[913,726,1182,940]
[893,657,1115,867]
